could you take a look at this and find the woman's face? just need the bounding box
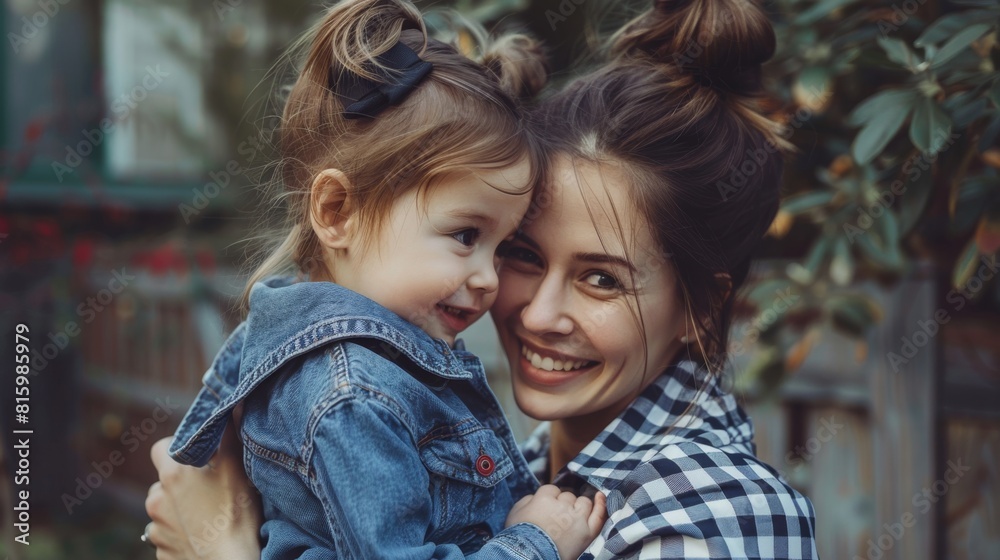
[492,156,687,422]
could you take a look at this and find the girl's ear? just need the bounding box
[309,169,356,249]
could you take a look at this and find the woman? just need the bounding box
[146,0,818,557]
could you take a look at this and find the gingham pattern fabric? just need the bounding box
[521,361,818,559]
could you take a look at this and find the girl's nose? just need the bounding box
[468,254,499,294]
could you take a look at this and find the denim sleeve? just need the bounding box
[308,398,560,560]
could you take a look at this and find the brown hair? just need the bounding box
[535,0,789,373]
[239,0,547,313]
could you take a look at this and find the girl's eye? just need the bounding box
[584,271,622,291]
[451,228,480,247]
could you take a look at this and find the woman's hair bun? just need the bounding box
[482,33,548,99]
[611,0,777,96]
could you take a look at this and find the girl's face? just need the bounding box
[492,156,687,422]
[339,161,532,346]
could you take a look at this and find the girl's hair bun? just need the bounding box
[482,34,548,99]
[611,0,776,97]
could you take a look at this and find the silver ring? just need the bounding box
[141,521,156,548]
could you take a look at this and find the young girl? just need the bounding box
[165,0,605,558]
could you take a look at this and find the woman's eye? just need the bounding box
[584,271,622,290]
[499,244,542,266]
[451,228,479,247]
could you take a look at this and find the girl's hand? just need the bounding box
[505,484,607,560]
[145,415,262,559]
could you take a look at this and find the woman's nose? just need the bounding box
[519,275,574,335]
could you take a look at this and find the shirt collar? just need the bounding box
[522,360,756,493]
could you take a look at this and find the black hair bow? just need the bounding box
[329,41,433,119]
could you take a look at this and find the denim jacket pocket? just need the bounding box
[418,425,515,544]
[419,426,515,487]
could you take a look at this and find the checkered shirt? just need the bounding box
[520,360,819,559]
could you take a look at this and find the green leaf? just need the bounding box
[915,10,997,48]
[852,98,915,165]
[795,0,858,26]
[878,208,905,268]
[804,235,834,276]
[830,235,855,286]
[854,206,904,270]
[909,96,954,154]
[826,294,881,336]
[831,47,861,72]
[854,230,896,268]
[782,191,836,215]
[952,238,982,290]
[931,23,994,69]
[878,37,917,69]
[898,162,936,236]
[848,89,916,127]
[951,97,989,129]
[787,236,833,284]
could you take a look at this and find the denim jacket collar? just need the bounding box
[170,276,475,466]
[240,276,473,385]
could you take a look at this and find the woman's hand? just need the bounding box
[145,414,262,559]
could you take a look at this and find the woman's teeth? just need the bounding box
[521,346,594,372]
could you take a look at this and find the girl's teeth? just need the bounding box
[553,359,565,371]
[530,353,543,368]
[541,357,554,370]
[441,305,465,316]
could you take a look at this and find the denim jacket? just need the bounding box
[169,277,556,559]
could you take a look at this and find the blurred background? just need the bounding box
[1,0,998,558]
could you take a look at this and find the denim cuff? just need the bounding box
[486,522,560,560]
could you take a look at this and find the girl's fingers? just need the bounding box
[574,495,593,511]
[557,491,578,505]
[535,484,561,498]
[588,492,608,533]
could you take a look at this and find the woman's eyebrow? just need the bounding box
[572,252,637,273]
[513,231,541,248]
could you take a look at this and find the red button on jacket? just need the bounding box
[475,454,495,476]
